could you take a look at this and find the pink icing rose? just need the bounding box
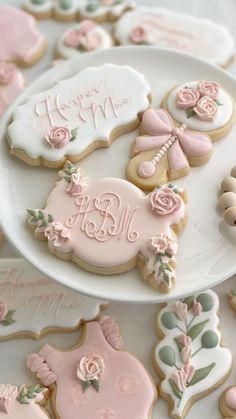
[77,355,105,382]
[44,222,70,247]
[176,88,200,109]
[178,334,192,348]
[198,81,219,100]
[149,233,177,256]
[181,347,191,364]
[64,29,82,48]
[175,302,188,320]
[80,32,102,52]
[45,126,72,149]
[66,173,89,197]
[172,364,195,391]
[191,300,202,316]
[193,96,218,121]
[0,385,18,414]
[79,20,96,35]
[0,300,7,321]
[0,62,17,85]
[150,187,182,216]
[130,26,147,44]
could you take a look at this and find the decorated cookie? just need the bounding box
[161,81,236,141]
[27,161,187,293]
[0,258,106,341]
[126,107,213,190]
[56,20,113,60]
[219,166,236,226]
[0,63,24,117]
[154,289,232,419]
[78,0,136,23]
[220,386,236,418]
[8,64,151,168]
[0,384,50,418]
[27,316,157,419]
[114,7,235,67]
[0,5,47,66]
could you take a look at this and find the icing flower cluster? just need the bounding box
[0,384,18,413]
[0,62,17,86]
[0,384,45,413]
[0,300,16,326]
[64,20,102,52]
[176,81,221,121]
[77,355,105,392]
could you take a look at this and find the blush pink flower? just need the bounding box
[178,334,192,348]
[181,347,191,364]
[191,300,202,316]
[176,88,200,109]
[45,126,72,149]
[198,81,219,100]
[0,385,18,414]
[150,188,182,216]
[174,302,188,320]
[79,20,96,35]
[193,96,218,121]
[66,173,89,197]
[149,233,177,256]
[44,222,70,248]
[130,26,147,44]
[64,29,82,48]
[0,62,17,85]
[0,300,7,321]
[172,364,195,391]
[80,32,102,52]
[77,355,105,382]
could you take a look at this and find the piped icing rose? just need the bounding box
[66,173,89,197]
[176,88,200,109]
[0,62,17,85]
[175,302,188,320]
[44,222,70,247]
[64,29,82,48]
[81,32,102,52]
[198,81,219,100]
[0,384,18,413]
[171,364,195,391]
[77,355,105,382]
[150,187,182,215]
[149,233,177,256]
[129,26,147,44]
[193,96,218,121]
[63,21,100,52]
[0,300,7,321]
[45,126,72,148]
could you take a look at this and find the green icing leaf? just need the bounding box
[27,209,36,216]
[48,214,54,223]
[159,345,176,367]
[196,293,214,312]
[186,108,195,118]
[182,295,194,309]
[174,337,184,354]
[71,127,78,141]
[161,312,177,330]
[215,99,223,106]
[169,378,183,400]
[1,310,16,326]
[91,379,100,392]
[187,319,209,340]
[187,363,216,387]
[82,380,91,392]
[60,0,72,10]
[201,330,219,348]
[64,175,71,183]
[86,2,98,12]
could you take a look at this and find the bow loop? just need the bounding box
[142,108,173,136]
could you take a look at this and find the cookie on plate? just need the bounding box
[78,0,136,23]
[161,81,236,141]
[8,64,151,168]
[0,384,51,418]
[126,107,213,190]
[26,315,157,419]
[219,166,236,226]
[0,5,47,66]
[0,258,107,341]
[56,20,113,60]
[114,7,235,68]
[27,162,187,293]
[154,289,232,419]
[0,63,24,117]
[220,386,236,418]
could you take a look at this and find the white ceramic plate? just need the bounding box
[0,46,236,304]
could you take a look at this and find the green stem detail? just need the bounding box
[192,346,202,358]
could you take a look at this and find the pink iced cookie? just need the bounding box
[0,384,50,418]
[0,5,46,66]
[27,161,187,293]
[0,62,24,117]
[27,316,157,419]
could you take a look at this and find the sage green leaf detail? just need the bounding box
[86,2,98,12]
[215,99,223,106]
[169,378,183,399]
[182,296,194,309]
[82,380,91,392]
[174,337,184,354]
[1,309,16,326]
[187,319,209,340]
[91,379,100,392]
[196,293,214,312]
[60,0,72,9]
[201,331,219,348]
[32,0,47,4]
[161,312,177,329]
[187,363,216,386]
[186,108,195,118]
[17,385,45,404]
[71,127,78,141]
[159,346,176,367]
[48,214,54,223]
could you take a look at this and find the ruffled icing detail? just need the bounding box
[99,315,123,350]
[26,353,57,386]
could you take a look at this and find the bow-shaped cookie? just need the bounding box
[127,108,213,190]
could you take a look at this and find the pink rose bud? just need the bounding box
[45,126,72,149]
[176,88,200,109]
[175,302,188,320]
[130,26,147,44]
[191,300,202,316]
[150,187,182,216]
[64,29,82,48]
[181,347,192,364]
[198,81,219,100]
[193,96,218,121]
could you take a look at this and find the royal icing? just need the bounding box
[0,5,46,66]
[56,21,113,59]
[79,0,136,19]
[127,107,212,186]
[0,63,24,117]
[8,64,150,166]
[166,81,234,131]
[155,290,232,418]
[0,384,49,418]
[0,258,106,339]
[114,7,234,66]
[27,319,156,419]
[27,162,186,292]
[219,166,236,226]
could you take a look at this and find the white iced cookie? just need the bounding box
[0,258,106,340]
[56,20,113,59]
[154,290,232,419]
[114,7,234,67]
[8,63,151,168]
[161,80,236,141]
[219,166,236,226]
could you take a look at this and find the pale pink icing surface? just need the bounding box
[34,321,156,419]
[0,5,45,63]
[0,402,48,419]
[0,66,24,116]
